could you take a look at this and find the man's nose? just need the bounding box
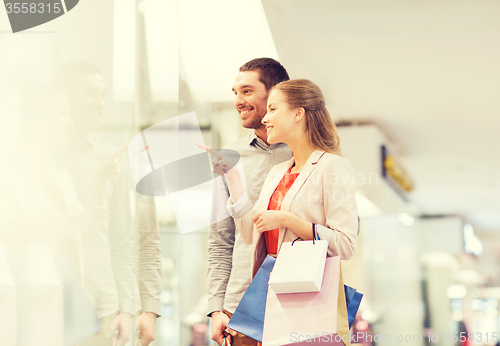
[234,93,244,109]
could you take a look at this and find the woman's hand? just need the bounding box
[198,144,244,203]
[252,211,290,233]
[197,143,239,177]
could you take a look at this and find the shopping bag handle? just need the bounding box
[291,223,319,246]
[312,223,318,243]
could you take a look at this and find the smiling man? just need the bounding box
[207,58,291,346]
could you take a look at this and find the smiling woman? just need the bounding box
[235,78,356,263]
[265,79,341,157]
[220,78,359,344]
[220,78,357,267]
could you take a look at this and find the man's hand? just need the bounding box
[211,311,236,346]
[134,312,157,346]
[106,312,131,346]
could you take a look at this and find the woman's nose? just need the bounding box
[261,114,268,124]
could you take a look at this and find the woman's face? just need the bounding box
[262,89,296,145]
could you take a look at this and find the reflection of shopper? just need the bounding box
[1,85,102,346]
[222,79,358,277]
[206,58,291,346]
[54,61,162,346]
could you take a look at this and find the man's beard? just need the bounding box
[243,113,265,130]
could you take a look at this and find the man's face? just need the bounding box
[232,71,269,129]
[68,73,107,130]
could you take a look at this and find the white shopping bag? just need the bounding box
[269,239,328,294]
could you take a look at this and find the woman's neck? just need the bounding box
[288,138,314,173]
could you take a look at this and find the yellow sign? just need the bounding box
[384,154,414,192]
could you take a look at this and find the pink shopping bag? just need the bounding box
[262,256,351,346]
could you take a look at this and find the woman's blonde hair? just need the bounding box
[273,79,341,155]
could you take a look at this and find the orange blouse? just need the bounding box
[265,166,300,255]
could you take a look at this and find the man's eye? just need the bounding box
[244,90,251,94]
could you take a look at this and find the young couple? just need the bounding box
[206,58,358,346]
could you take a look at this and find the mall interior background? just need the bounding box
[1,0,500,345]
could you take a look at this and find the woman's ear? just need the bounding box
[294,107,305,122]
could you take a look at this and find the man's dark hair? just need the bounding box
[239,58,289,91]
[54,60,102,94]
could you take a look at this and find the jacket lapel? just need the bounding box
[277,150,326,247]
[252,156,295,273]
[255,156,295,211]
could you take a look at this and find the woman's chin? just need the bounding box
[268,135,278,144]
[269,134,286,145]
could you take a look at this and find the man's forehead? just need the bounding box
[232,70,263,90]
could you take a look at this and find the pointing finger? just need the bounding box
[197,143,223,160]
[109,145,128,161]
[137,144,149,153]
